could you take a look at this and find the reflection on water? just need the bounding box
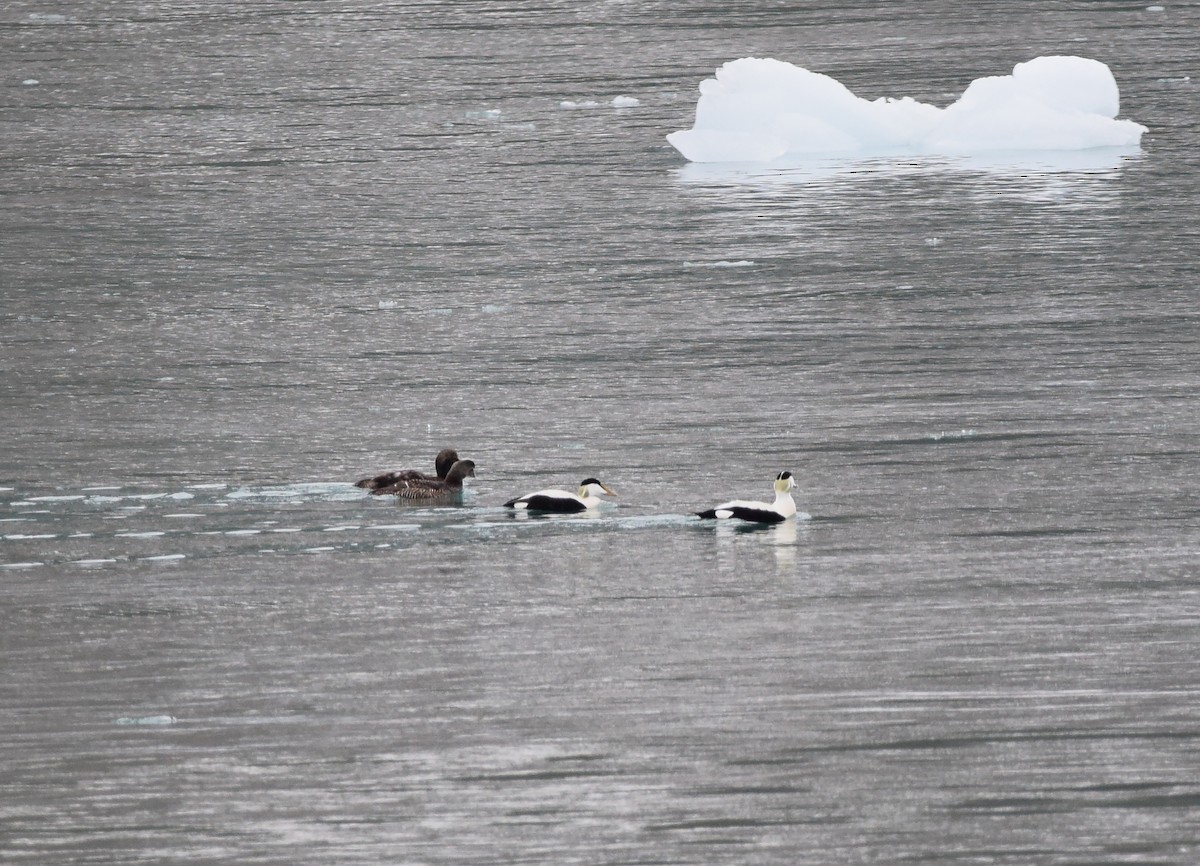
[673,149,1138,210]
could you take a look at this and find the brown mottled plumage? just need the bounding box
[372,459,476,500]
[355,447,459,491]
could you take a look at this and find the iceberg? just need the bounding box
[668,56,1147,163]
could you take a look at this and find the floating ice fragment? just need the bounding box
[141,553,185,561]
[115,715,176,726]
[22,80,40,86]
[1146,5,1164,10]
[683,259,756,268]
[611,95,640,107]
[560,100,601,109]
[669,55,1147,163]
[929,429,979,441]
[2,562,44,569]
[226,482,361,501]
[465,108,502,120]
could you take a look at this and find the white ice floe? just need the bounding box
[561,96,640,109]
[683,260,756,268]
[668,55,1147,163]
[115,715,176,726]
[225,482,362,501]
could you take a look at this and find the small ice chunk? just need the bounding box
[684,259,756,268]
[611,95,640,107]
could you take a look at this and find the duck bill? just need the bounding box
[601,483,616,497]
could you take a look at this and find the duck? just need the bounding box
[371,459,476,500]
[504,478,616,513]
[696,471,797,524]
[355,447,459,491]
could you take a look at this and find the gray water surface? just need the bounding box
[3,2,1200,863]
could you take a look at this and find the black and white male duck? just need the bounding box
[504,478,616,513]
[696,471,797,524]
